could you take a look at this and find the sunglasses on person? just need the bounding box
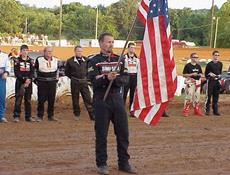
[214,54,220,56]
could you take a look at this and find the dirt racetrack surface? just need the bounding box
[0,95,230,175]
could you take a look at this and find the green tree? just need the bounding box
[62,3,96,41]
[107,0,139,40]
[216,0,230,47]
[1,0,229,47]
[23,7,59,38]
[0,0,23,33]
[170,8,210,46]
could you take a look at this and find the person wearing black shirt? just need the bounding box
[204,50,223,116]
[13,45,35,122]
[87,32,136,175]
[65,45,94,121]
[182,53,203,117]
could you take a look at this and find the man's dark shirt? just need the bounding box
[87,53,128,95]
[14,56,34,82]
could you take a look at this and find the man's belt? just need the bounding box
[71,76,88,83]
[37,77,58,81]
[209,77,221,81]
[128,73,137,75]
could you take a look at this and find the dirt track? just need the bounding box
[0,95,230,175]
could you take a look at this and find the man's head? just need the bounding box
[127,42,136,55]
[20,44,29,58]
[212,50,220,62]
[190,52,199,63]
[10,48,18,57]
[98,32,114,54]
[74,45,83,58]
[44,46,53,59]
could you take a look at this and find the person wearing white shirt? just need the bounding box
[123,42,139,117]
[0,50,10,123]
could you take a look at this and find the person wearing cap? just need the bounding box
[13,45,35,122]
[0,49,10,123]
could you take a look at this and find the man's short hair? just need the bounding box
[190,52,197,58]
[212,50,219,55]
[44,46,53,52]
[128,42,135,48]
[74,45,82,50]
[98,32,113,42]
[20,44,29,51]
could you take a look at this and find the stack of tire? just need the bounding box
[6,76,71,100]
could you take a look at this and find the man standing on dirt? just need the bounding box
[182,53,203,117]
[204,50,223,116]
[65,45,94,121]
[123,42,139,117]
[0,49,10,123]
[13,44,35,122]
[87,32,137,175]
[35,46,59,122]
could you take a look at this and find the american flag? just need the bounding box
[131,0,177,125]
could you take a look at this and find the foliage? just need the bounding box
[216,0,230,47]
[0,0,23,33]
[0,0,230,47]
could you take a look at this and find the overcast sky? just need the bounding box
[18,0,227,9]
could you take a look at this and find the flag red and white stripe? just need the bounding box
[131,0,177,125]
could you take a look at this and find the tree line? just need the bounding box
[0,0,230,47]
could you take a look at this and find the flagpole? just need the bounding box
[59,0,63,47]
[103,15,137,101]
[95,5,99,39]
[213,17,220,48]
[209,0,215,48]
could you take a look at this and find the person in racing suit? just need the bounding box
[87,32,136,174]
[182,53,203,117]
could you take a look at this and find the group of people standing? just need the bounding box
[0,31,225,174]
[0,45,60,123]
[182,50,223,117]
[0,32,139,174]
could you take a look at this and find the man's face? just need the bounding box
[128,45,135,54]
[44,47,53,58]
[21,48,28,58]
[191,54,199,63]
[99,35,114,53]
[75,47,82,57]
[213,52,220,62]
